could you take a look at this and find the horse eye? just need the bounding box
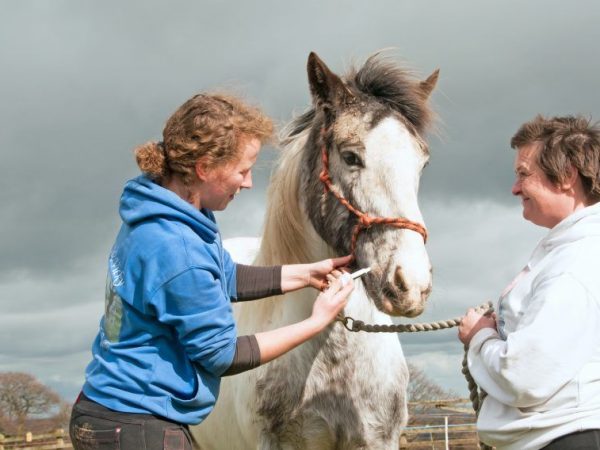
[341,151,363,167]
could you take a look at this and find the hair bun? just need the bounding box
[135,142,166,180]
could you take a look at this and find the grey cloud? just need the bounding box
[0,302,102,358]
[3,0,600,402]
[3,0,600,278]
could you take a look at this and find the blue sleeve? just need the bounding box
[150,267,237,376]
[222,248,237,300]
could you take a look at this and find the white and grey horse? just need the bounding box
[193,52,438,449]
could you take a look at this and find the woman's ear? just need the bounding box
[195,158,210,182]
[560,164,579,191]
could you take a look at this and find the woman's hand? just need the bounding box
[254,271,354,365]
[310,271,354,329]
[458,308,497,345]
[281,255,352,293]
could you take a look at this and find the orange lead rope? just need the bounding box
[318,127,428,259]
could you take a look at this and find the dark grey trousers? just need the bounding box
[69,394,194,450]
[542,429,600,450]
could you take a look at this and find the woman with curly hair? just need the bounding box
[70,93,353,450]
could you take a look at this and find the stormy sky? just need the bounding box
[2,0,600,402]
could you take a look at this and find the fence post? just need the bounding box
[23,431,34,450]
[56,428,65,447]
[0,432,5,450]
[399,433,408,449]
[444,416,449,450]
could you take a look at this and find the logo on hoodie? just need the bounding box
[109,249,125,287]
[104,274,123,343]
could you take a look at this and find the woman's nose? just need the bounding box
[242,171,253,189]
[511,179,521,196]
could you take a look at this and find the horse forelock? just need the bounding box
[348,53,434,135]
[284,54,434,136]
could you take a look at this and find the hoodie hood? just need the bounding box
[527,201,600,266]
[543,201,600,250]
[119,175,218,241]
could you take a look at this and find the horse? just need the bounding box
[192,51,438,450]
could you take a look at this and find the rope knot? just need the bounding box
[359,215,374,228]
[319,170,330,184]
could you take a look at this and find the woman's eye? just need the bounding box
[341,151,363,167]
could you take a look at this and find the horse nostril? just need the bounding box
[421,285,432,301]
[394,267,409,292]
[382,286,398,301]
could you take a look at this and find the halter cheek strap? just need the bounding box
[318,127,428,258]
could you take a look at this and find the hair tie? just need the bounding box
[158,141,169,161]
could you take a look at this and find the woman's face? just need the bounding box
[199,137,261,211]
[511,143,569,228]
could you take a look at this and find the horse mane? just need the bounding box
[257,53,433,265]
[256,121,319,266]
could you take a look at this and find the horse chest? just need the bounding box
[254,329,408,448]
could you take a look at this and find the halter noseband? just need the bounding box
[318,127,428,259]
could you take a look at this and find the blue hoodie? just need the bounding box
[82,175,238,424]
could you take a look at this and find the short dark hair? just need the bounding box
[511,115,600,203]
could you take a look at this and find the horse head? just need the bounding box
[299,52,438,317]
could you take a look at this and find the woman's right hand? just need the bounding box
[310,271,354,329]
[254,271,354,365]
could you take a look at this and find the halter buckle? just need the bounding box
[337,316,357,332]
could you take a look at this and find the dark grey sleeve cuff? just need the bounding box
[221,335,261,377]
[234,264,283,301]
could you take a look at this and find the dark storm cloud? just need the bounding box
[3,0,600,277]
[2,0,600,400]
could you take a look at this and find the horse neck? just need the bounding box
[256,130,332,267]
[236,129,331,329]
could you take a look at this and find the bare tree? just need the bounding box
[48,401,73,430]
[406,362,463,422]
[0,372,61,434]
[407,362,456,403]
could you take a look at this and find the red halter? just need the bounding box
[318,127,428,259]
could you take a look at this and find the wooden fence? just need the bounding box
[0,400,486,449]
[401,398,484,449]
[0,429,72,450]
[401,422,481,449]
[0,426,481,450]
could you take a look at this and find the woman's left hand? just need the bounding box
[281,255,353,293]
[458,308,497,346]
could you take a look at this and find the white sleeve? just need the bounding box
[467,273,600,408]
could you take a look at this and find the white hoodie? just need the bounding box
[468,202,600,450]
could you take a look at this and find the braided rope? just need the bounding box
[336,301,494,449]
[336,301,492,334]
[462,347,493,450]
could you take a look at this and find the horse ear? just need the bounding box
[419,69,440,99]
[307,52,353,108]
